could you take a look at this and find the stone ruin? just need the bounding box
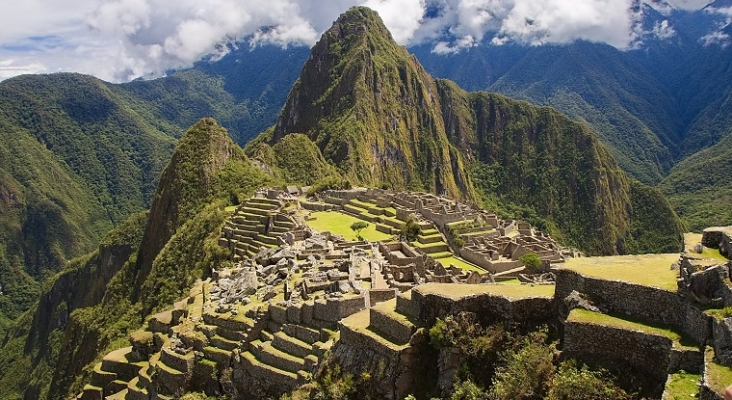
[80,189,582,400]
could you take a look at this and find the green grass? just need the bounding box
[437,256,485,273]
[664,371,700,400]
[705,306,732,320]
[568,309,695,348]
[224,205,237,212]
[307,211,393,242]
[685,233,729,262]
[417,282,555,300]
[412,241,447,250]
[350,199,378,209]
[561,254,680,291]
[707,348,732,395]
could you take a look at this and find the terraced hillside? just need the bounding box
[80,205,732,399]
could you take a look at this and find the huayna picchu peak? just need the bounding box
[255,7,683,256]
[269,7,476,202]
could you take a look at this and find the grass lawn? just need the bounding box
[568,309,695,348]
[417,282,555,300]
[307,211,393,242]
[350,198,378,209]
[684,233,728,262]
[224,205,237,212]
[438,256,486,273]
[664,371,700,400]
[707,347,732,395]
[560,254,680,291]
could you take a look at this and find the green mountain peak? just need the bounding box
[271,7,475,199]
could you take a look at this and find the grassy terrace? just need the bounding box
[664,371,701,400]
[417,282,555,300]
[349,198,377,208]
[685,233,728,262]
[437,256,485,273]
[307,211,393,242]
[707,348,732,396]
[567,309,696,348]
[560,254,680,291]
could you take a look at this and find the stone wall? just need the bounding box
[555,269,714,346]
[562,320,673,397]
[459,247,523,273]
[701,347,725,400]
[301,201,337,212]
[555,269,684,326]
[411,288,554,328]
[369,289,398,306]
[369,308,415,344]
[312,296,368,322]
[712,317,732,366]
[702,228,732,258]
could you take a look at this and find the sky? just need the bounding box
[0,0,717,83]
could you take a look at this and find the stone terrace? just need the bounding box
[84,191,732,400]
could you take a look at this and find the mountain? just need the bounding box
[255,7,684,255]
[266,7,475,199]
[0,118,276,400]
[408,5,732,229]
[0,46,308,335]
[0,7,688,399]
[0,73,176,335]
[120,44,309,145]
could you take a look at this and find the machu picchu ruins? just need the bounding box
[79,190,732,400]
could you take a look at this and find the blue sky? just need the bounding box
[0,0,714,83]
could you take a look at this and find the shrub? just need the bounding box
[488,339,555,400]
[450,379,487,400]
[546,364,633,400]
[519,253,542,273]
[350,221,369,241]
[401,216,421,242]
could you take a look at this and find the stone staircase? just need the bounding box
[81,347,147,400]
[239,321,335,389]
[219,198,296,261]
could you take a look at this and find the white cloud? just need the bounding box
[0,0,689,82]
[700,6,732,47]
[652,20,676,39]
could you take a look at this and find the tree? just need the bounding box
[520,252,542,273]
[350,221,369,241]
[401,216,421,242]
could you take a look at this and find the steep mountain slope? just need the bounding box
[0,74,175,335]
[269,7,475,199]
[488,42,681,184]
[120,44,309,145]
[0,118,276,400]
[0,47,306,333]
[660,129,732,231]
[260,7,683,255]
[131,118,273,306]
[410,3,731,187]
